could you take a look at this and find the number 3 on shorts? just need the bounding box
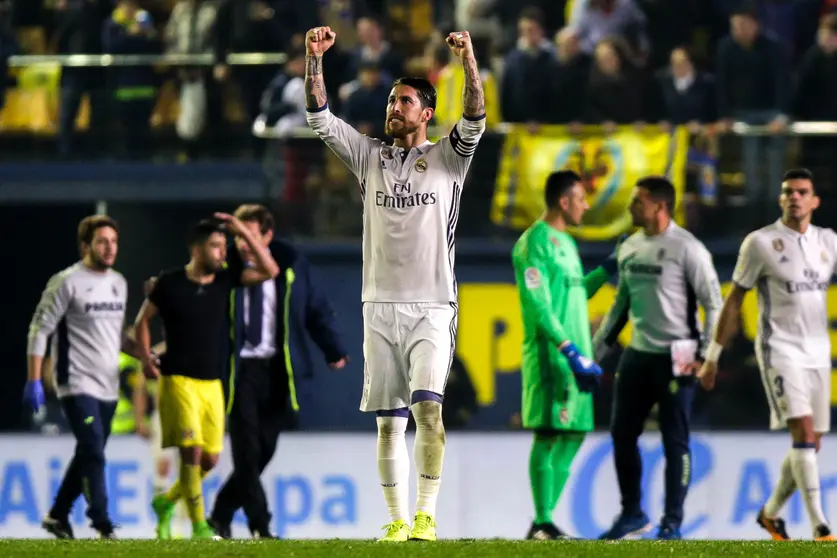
[773,375,784,398]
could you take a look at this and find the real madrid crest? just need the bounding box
[559,408,569,424]
[381,147,394,160]
[772,238,784,252]
[414,158,428,173]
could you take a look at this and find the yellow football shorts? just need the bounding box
[157,375,225,454]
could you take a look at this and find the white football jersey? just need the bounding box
[307,106,485,303]
[732,219,837,367]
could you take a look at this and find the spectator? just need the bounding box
[583,39,645,129]
[213,0,315,155]
[253,46,307,137]
[634,0,695,70]
[164,0,220,148]
[53,0,112,158]
[340,16,404,103]
[454,0,502,41]
[715,4,790,213]
[343,61,389,140]
[551,27,591,125]
[500,7,557,125]
[102,0,162,158]
[568,0,649,63]
[0,3,18,112]
[253,47,311,234]
[656,46,715,131]
[794,13,837,200]
[425,40,450,85]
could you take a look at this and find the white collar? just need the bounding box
[776,219,813,240]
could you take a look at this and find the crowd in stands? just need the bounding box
[1,1,837,235]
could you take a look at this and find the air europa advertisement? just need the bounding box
[0,434,836,540]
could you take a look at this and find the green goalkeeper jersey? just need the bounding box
[511,220,610,431]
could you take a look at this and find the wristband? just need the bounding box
[704,341,723,363]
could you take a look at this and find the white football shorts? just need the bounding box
[758,356,831,433]
[359,302,458,412]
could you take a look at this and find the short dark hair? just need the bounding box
[77,215,118,250]
[519,6,545,27]
[636,176,676,213]
[782,167,814,183]
[234,204,275,235]
[544,170,582,209]
[391,77,437,110]
[730,1,759,20]
[188,218,225,247]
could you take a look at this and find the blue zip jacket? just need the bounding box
[224,240,347,413]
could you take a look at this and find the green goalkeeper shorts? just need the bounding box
[521,371,594,432]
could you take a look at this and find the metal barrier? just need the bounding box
[7,52,288,68]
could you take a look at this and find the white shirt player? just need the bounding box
[732,219,837,369]
[306,106,486,303]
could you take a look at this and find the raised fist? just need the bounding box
[445,31,474,59]
[306,27,336,56]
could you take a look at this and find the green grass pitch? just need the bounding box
[0,540,833,557]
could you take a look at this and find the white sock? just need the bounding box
[412,401,445,517]
[764,451,796,517]
[789,446,828,529]
[376,416,410,522]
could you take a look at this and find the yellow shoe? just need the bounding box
[378,519,411,542]
[409,511,437,541]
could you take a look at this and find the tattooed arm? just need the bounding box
[304,26,376,181]
[445,31,485,118]
[441,31,487,182]
[461,52,486,118]
[305,55,327,110]
[304,27,334,110]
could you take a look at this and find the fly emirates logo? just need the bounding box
[375,182,438,210]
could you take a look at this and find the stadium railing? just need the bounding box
[4,54,837,241]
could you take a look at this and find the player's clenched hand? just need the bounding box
[329,356,349,370]
[446,31,474,59]
[305,26,336,56]
[697,360,718,391]
[142,354,161,379]
[214,212,247,236]
[560,341,602,393]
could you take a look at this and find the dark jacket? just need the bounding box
[793,44,837,121]
[101,16,162,93]
[500,45,558,123]
[715,32,790,117]
[225,239,347,413]
[655,70,716,124]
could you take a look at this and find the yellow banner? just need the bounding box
[491,125,690,241]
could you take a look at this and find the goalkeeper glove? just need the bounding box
[560,342,602,393]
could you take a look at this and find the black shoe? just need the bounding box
[93,521,117,539]
[252,527,278,539]
[207,517,232,539]
[756,508,791,540]
[42,515,74,539]
[526,522,567,540]
[814,524,834,541]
